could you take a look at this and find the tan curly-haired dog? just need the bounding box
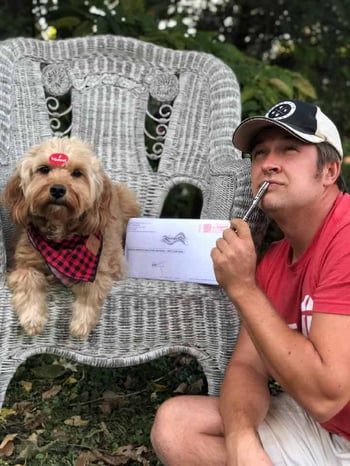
[3,136,140,338]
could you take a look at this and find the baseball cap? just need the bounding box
[233,99,343,160]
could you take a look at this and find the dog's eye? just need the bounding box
[38,166,50,174]
[71,169,83,178]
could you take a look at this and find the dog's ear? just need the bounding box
[78,173,113,233]
[91,173,113,231]
[115,184,140,229]
[97,174,113,229]
[2,173,29,226]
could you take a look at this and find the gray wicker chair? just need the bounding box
[0,35,266,406]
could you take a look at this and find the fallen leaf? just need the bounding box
[19,381,32,393]
[173,382,188,394]
[0,442,14,457]
[31,363,66,379]
[17,443,40,460]
[103,391,122,403]
[42,385,62,399]
[0,408,16,419]
[0,434,17,449]
[0,434,16,457]
[92,449,128,465]
[100,391,122,415]
[23,411,45,430]
[27,432,39,446]
[84,445,150,465]
[188,378,204,394]
[76,451,96,466]
[153,383,167,392]
[64,376,78,385]
[12,401,33,415]
[64,415,89,427]
[117,445,149,465]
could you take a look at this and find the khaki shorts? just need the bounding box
[258,393,350,466]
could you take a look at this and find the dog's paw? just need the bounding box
[70,302,99,339]
[21,315,47,336]
[70,322,91,339]
[69,318,94,339]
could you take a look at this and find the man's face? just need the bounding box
[250,127,326,217]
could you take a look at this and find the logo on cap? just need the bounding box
[49,153,69,165]
[266,101,296,121]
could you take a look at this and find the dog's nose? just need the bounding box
[50,184,66,199]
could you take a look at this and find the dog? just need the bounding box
[3,136,140,338]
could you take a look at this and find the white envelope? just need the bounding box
[125,218,230,285]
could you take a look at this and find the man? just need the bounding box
[150,100,350,465]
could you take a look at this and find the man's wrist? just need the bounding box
[226,280,259,304]
[225,426,262,458]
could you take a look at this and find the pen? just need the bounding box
[242,181,270,222]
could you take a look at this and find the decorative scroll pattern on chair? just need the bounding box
[41,64,73,137]
[144,71,179,170]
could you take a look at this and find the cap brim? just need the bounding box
[232,117,325,153]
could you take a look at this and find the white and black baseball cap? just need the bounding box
[233,99,343,160]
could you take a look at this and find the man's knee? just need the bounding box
[151,395,223,466]
[151,397,181,451]
[151,396,195,464]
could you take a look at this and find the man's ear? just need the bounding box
[323,161,341,186]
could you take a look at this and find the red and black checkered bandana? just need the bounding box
[28,225,103,287]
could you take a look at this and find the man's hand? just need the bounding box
[211,219,257,297]
[225,429,273,466]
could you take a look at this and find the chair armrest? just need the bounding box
[203,157,269,246]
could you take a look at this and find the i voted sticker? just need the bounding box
[49,153,69,165]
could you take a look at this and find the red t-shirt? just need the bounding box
[256,192,350,440]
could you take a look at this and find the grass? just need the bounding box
[0,353,207,465]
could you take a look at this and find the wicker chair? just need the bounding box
[0,35,266,407]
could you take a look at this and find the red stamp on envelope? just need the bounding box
[49,153,69,165]
[203,223,212,233]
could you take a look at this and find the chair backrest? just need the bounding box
[0,35,265,254]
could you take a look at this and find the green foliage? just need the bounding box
[202,39,316,119]
[0,2,35,39]
[161,184,203,219]
[36,1,316,121]
[168,0,350,151]
[1,1,346,139]
[41,0,164,39]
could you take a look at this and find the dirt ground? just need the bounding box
[0,353,206,465]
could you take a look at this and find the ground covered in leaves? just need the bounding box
[0,353,207,465]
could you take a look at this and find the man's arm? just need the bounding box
[219,325,273,466]
[231,286,350,422]
[212,219,350,422]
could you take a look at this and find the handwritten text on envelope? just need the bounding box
[125,218,230,285]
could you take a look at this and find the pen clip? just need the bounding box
[242,181,270,222]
